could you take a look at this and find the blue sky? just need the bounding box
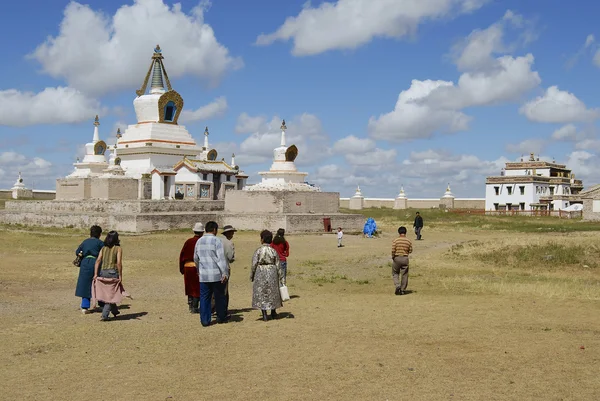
[1,0,600,198]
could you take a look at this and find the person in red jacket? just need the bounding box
[179,222,204,313]
[271,228,290,285]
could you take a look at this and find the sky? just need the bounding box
[1,0,600,198]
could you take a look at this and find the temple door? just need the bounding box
[212,174,221,200]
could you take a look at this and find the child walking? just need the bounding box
[337,227,344,247]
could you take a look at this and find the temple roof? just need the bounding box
[174,158,239,174]
[136,45,173,96]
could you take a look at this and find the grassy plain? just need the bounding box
[1,210,599,400]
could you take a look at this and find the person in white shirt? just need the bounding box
[337,227,344,248]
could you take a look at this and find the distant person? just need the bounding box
[337,227,344,247]
[252,230,283,321]
[221,225,237,313]
[391,226,413,295]
[75,225,103,314]
[179,223,204,313]
[194,221,229,327]
[413,212,424,240]
[93,231,125,321]
[271,228,290,285]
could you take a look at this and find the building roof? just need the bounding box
[174,157,239,174]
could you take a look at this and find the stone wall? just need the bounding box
[90,178,139,200]
[3,200,224,214]
[225,191,340,214]
[0,190,56,200]
[339,197,485,209]
[56,178,91,200]
[582,198,599,221]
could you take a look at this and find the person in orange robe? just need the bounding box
[179,222,204,313]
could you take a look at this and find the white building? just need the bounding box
[485,153,584,211]
[58,45,248,201]
[245,120,319,192]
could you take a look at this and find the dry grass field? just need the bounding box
[1,210,599,401]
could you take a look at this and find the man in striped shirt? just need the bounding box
[391,226,413,295]
[194,221,230,326]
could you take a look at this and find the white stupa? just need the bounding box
[11,172,32,199]
[442,183,455,199]
[117,45,200,178]
[68,115,108,178]
[245,120,320,192]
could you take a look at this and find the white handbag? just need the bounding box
[279,285,290,302]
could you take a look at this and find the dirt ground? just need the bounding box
[0,223,599,401]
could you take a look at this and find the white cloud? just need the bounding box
[520,86,599,123]
[505,138,547,154]
[332,135,376,154]
[451,10,532,72]
[231,113,331,167]
[255,0,488,56]
[30,0,242,96]
[179,97,228,123]
[0,151,62,189]
[574,140,600,153]
[593,49,600,68]
[368,13,540,142]
[428,55,541,109]
[567,34,597,69]
[551,124,578,141]
[0,87,102,127]
[345,148,397,167]
[565,150,600,182]
[368,80,471,141]
[235,112,267,134]
[585,34,596,48]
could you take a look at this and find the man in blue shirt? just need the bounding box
[194,221,229,326]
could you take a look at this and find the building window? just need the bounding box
[237,178,243,190]
[494,186,499,195]
[202,173,208,181]
[550,187,555,195]
[226,175,231,182]
[519,186,525,195]
[493,203,499,211]
[164,101,176,122]
[507,187,512,195]
[520,202,525,210]
[506,203,513,210]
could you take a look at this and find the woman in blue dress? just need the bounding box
[75,225,103,314]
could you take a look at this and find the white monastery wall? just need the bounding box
[340,197,485,209]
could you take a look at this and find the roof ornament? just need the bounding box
[94,115,100,126]
[136,45,173,96]
[116,128,122,139]
[280,119,287,147]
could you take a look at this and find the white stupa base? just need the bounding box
[245,171,320,192]
[67,162,109,178]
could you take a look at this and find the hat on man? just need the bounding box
[193,222,205,232]
[222,225,237,234]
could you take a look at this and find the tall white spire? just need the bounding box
[280,119,287,147]
[231,153,236,167]
[93,115,100,142]
[204,126,209,149]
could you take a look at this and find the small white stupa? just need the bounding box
[394,185,408,209]
[349,185,365,209]
[442,183,455,199]
[11,172,33,199]
[102,128,126,177]
[68,115,108,178]
[245,120,319,192]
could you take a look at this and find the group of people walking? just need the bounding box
[178,222,291,326]
[74,226,126,321]
[74,212,423,321]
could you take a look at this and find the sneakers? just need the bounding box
[81,309,91,314]
[394,288,404,296]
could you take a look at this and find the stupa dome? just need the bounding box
[133,45,183,125]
